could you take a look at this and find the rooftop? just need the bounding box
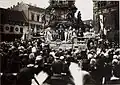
[28,4,45,12]
[0,8,27,24]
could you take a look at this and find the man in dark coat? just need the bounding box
[43,56,75,85]
[16,57,44,85]
[16,65,36,85]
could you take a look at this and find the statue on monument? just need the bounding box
[66,9,76,26]
[67,9,74,21]
[50,8,56,21]
[77,11,81,20]
[77,11,85,32]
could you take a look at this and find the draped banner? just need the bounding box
[99,15,104,31]
[99,14,107,35]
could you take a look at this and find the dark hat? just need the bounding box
[89,49,96,53]
[0,49,3,52]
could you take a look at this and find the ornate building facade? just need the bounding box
[93,1,119,44]
[0,8,27,41]
[11,2,47,39]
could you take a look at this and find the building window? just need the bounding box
[37,15,40,22]
[31,13,34,21]
[52,1,55,4]
[101,1,106,7]
[98,2,101,8]
[59,1,63,4]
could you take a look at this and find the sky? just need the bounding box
[0,0,93,20]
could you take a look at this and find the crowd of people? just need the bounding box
[0,35,120,85]
[44,25,90,43]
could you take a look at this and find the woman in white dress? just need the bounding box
[68,26,73,42]
[45,27,53,42]
[64,29,68,42]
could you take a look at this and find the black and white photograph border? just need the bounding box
[0,0,120,85]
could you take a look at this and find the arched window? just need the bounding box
[37,15,40,22]
[31,13,34,21]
